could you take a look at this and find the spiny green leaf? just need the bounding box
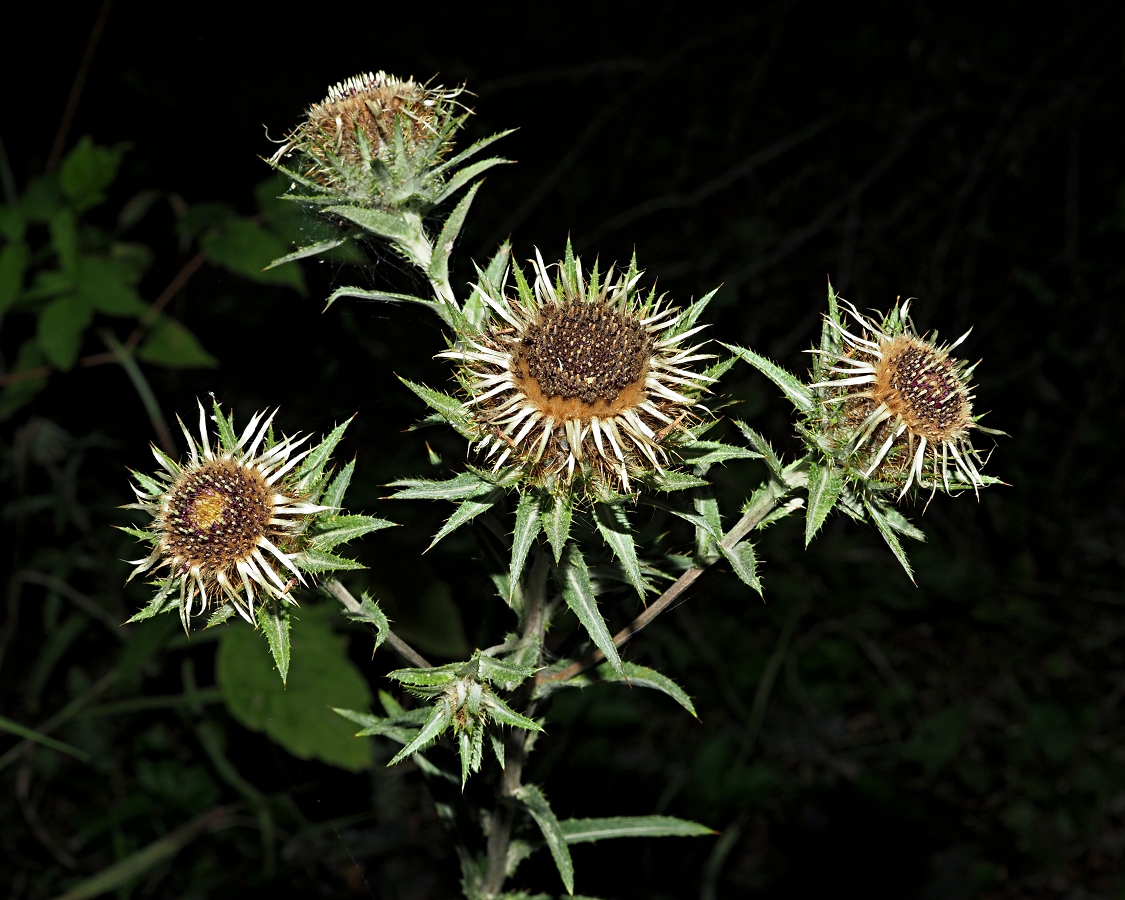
[882,505,926,542]
[593,503,647,599]
[398,376,472,436]
[210,397,237,453]
[428,490,502,550]
[509,493,542,598]
[388,701,453,766]
[325,205,414,243]
[339,591,390,653]
[543,493,574,563]
[324,285,443,315]
[256,602,291,684]
[388,663,462,688]
[290,548,364,574]
[863,497,916,583]
[388,471,495,501]
[556,545,623,677]
[309,514,395,551]
[513,784,574,895]
[478,656,538,689]
[643,496,719,538]
[558,815,714,844]
[733,421,786,482]
[805,460,845,545]
[483,694,543,732]
[265,238,346,270]
[718,541,762,595]
[693,489,722,565]
[321,459,355,511]
[680,439,760,467]
[294,418,352,492]
[644,469,710,492]
[674,286,720,335]
[723,343,814,413]
[429,181,481,288]
[593,661,697,718]
[431,155,511,206]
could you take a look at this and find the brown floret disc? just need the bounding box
[161,460,272,573]
[513,302,654,419]
[873,335,970,441]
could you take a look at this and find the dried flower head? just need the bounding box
[123,400,384,630]
[439,248,716,495]
[808,297,999,499]
[268,71,470,206]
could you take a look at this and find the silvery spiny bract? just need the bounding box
[122,399,390,631]
[438,247,719,497]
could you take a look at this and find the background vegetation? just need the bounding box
[2,2,1123,897]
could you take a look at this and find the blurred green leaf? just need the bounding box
[0,239,29,313]
[49,209,78,271]
[217,606,374,771]
[37,293,91,370]
[77,256,145,315]
[136,316,218,368]
[59,137,127,212]
[902,706,968,774]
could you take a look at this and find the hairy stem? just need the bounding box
[325,578,432,668]
[483,552,550,897]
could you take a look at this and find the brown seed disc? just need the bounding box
[873,336,970,441]
[514,303,652,410]
[161,460,273,574]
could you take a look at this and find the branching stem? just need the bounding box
[539,474,794,686]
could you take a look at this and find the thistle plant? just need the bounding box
[119,71,1005,897]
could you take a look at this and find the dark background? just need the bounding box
[3,2,1125,898]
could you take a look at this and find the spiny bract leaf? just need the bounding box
[513,784,574,895]
[388,701,453,766]
[805,460,845,545]
[556,545,623,677]
[594,662,697,718]
[256,602,291,684]
[509,492,542,597]
[388,470,496,501]
[863,496,917,583]
[542,492,574,564]
[428,490,503,550]
[723,343,814,413]
[718,541,762,595]
[309,514,395,551]
[593,503,647,599]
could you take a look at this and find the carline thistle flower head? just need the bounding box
[807,296,1000,500]
[439,249,716,496]
[124,401,353,630]
[269,71,467,203]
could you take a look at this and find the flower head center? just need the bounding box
[190,490,228,530]
[163,460,273,572]
[515,303,652,410]
[875,336,969,440]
